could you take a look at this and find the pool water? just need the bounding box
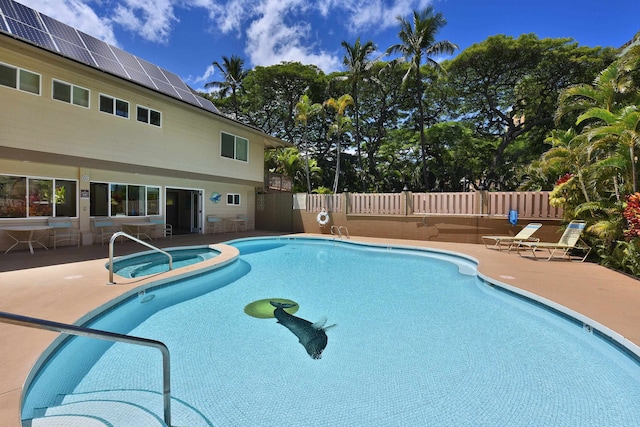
[24,238,640,426]
[110,246,219,278]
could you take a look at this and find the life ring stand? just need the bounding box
[317,210,330,226]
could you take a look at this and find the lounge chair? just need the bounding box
[517,220,591,262]
[482,223,542,252]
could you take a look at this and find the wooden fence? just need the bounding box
[305,191,563,219]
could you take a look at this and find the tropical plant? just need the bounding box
[387,7,457,190]
[340,38,379,191]
[324,94,354,193]
[205,55,248,119]
[295,94,323,193]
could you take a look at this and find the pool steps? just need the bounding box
[27,390,213,426]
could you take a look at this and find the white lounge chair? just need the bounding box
[517,220,590,262]
[482,223,542,252]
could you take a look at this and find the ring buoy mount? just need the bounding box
[317,210,330,226]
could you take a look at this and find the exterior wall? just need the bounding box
[0,39,266,183]
[293,210,563,245]
[0,37,268,249]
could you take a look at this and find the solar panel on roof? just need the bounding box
[79,32,115,59]
[112,47,144,73]
[92,54,129,79]
[6,18,56,50]
[126,69,154,87]
[138,58,168,82]
[6,0,42,30]
[41,14,83,47]
[152,78,180,97]
[0,0,222,116]
[54,38,95,66]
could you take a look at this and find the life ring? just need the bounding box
[317,210,330,226]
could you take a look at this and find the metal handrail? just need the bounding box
[0,311,172,426]
[108,231,173,284]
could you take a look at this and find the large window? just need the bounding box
[52,79,89,108]
[137,105,162,127]
[221,132,248,162]
[0,175,76,218]
[0,62,40,95]
[90,182,160,217]
[99,94,129,118]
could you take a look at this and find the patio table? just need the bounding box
[1,225,52,254]
[122,222,154,241]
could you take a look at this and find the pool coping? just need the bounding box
[1,233,640,425]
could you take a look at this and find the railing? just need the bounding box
[306,191,563,219]
[413,192,475,215]
[108,232,173,284]
[306,194,343,213]
[0,311,172,426]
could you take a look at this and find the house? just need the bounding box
[0,0,288,246]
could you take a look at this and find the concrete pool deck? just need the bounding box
[1,232,639,425]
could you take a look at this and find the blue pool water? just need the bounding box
[110,246,219,278]
[24,238,640,426]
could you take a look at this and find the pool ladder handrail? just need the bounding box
[330,225,350,239]
[108,231,173,284]
[0,310,172,426]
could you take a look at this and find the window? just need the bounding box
[52,80,89,107]
[227,193,241,206]
[0,175,76,218]
[137,105,162,127]
[100,94,129,118]
[147,187,160,215]
[90,182,160,217]
[0,62,40,95]
[221,132,248,162]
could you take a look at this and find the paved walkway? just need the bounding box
[1,232,639,425]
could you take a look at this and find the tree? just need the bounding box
[204,55,248,119]
[387,7,457,190]
[324,94,354,193]
[295,95,323,193]
[340,38,378,191]
[447,34,616,189]
[241,62,326,143]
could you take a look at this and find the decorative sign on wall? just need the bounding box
[209,192,222,204]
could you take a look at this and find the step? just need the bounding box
[33,389,212,426]
[26,414,110,426]
[40,399,165,427]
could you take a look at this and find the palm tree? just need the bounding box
[387,7,457,190]
[324,94,354,193]
[340,38,378,191]
[577,106,640,193]
[205,55,248,119]
[295,95,323,193]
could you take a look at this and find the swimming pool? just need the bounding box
[109,246,219,278]
[23,237,640,426]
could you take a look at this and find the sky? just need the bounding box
[15,0,640,92]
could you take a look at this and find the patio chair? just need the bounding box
[517,220,591,262]
[150,217,172,239]
[47,217,81,250]
[207,215,227,234]
[92,217,121,245]
[482,222,542,252]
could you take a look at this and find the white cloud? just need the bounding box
[188,63,217,92]
[342,0,433,33]
[18,0,118,45]
[111,0,177,44]
[244,0,341,72]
